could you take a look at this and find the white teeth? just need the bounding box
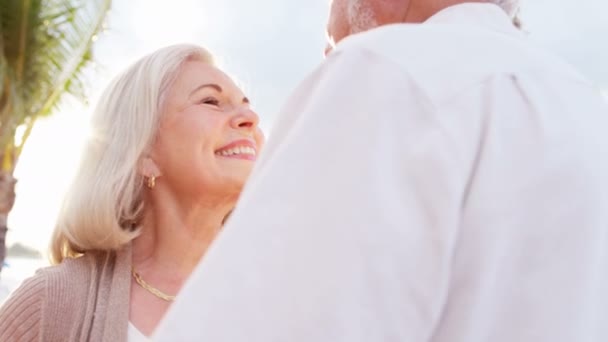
[216,146,256,156]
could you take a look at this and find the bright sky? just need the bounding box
[7,0,608,254]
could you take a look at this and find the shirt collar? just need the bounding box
[425,2,521,36]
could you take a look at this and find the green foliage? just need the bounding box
[0,0,111,172]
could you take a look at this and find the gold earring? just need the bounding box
[146,175,156,189]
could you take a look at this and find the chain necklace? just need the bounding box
[131,267,176,302]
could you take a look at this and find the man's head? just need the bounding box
[325,0,521,54]
[325,0,401,53]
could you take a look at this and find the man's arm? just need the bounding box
[156,47,474,341]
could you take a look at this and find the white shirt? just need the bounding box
[155,3,608,341]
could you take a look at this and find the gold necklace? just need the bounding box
[131,267,176,302]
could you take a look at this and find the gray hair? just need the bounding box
[50,44,214,264]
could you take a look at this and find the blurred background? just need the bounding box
[1,0,607,299]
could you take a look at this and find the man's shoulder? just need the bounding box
[336,23,511,59]
[336,23,548,74]
[332,23,589,103]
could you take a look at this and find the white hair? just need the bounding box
[50,44,214,264]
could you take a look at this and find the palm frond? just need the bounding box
[0,0,111,172]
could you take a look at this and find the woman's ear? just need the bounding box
[139,157,162,178]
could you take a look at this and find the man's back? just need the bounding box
[337,4,608,340]
[339,4,608,341]
[156,4,608,341]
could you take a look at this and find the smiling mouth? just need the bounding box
[214,145,257,157]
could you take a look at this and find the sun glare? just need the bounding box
[8,103,90,253]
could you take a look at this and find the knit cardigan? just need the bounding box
[0,245,132,341]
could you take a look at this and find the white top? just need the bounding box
[155,3,608,342]
[128,323,150,342]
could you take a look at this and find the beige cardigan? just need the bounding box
[0,245,132,341]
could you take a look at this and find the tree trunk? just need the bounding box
[0,172,17,276]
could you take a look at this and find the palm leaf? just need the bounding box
[0,0,111,172]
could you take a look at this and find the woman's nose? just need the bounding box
[231,107,260,132]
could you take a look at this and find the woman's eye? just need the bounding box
[200,97,220,106]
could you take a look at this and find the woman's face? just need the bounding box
[150,60,264,201]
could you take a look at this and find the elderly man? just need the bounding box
[156,0,608,341]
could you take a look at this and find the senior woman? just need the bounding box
[0,44,264,341]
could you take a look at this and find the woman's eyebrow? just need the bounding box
[189,83,222,97]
